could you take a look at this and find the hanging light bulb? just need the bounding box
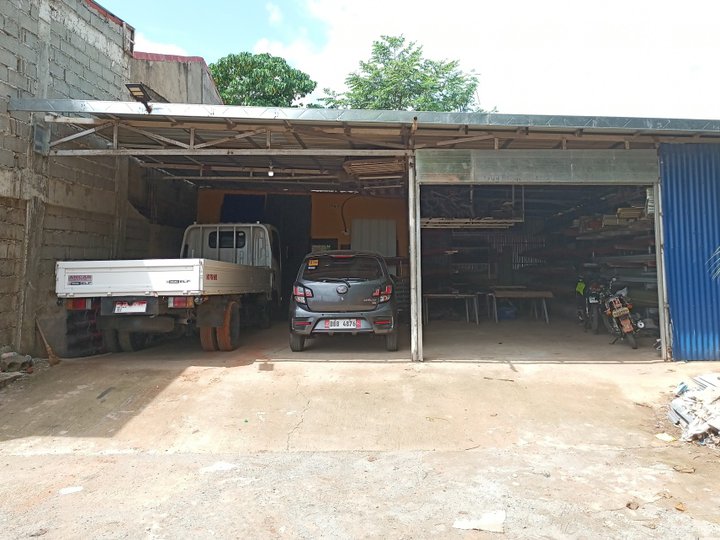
[267,165,274,177]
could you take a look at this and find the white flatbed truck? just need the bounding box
[55,223,281,352]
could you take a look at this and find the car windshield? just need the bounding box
[301,255,383,281]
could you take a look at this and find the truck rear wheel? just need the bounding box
[216,301,240,351]
[118,331,146,353]
[103,330,121,353]
[199,326,218,352]
[259,298,272,329]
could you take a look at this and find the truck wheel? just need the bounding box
[118,331,146,353]
[259,300,272,329]
[385,331,399,352]
[199,326,218,352]
[216,301,240,351]
[103,330,121,353]
[289,333,305,352]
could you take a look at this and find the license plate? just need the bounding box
[588,296,599,303]
[324,318,361,329]
[113,301,147,314]
[611,306,630,317]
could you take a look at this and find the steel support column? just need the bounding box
[654,180,671,360]
[408,156,424,361]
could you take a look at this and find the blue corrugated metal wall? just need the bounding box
[660,144,720,360]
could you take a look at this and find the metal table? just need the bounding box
[488,289,554,324]
[422,293,480,325]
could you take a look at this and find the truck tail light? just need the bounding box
[372,284,393,303]
[64,298,93,311]
[293,285,313,303]
[168,296,194,308]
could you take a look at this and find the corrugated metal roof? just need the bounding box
[13,99,720,133]
[9,98,720,196]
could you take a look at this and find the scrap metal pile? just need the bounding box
[669,373,720,447]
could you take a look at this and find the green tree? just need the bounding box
[321,35,481,112]
[209,52,317,107]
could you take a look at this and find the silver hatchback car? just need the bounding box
[289,251,399,352]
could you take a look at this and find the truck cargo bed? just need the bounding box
[56,259,272,297]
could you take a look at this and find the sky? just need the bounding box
[99,0,720,119]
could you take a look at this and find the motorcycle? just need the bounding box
[600,279,639,349]
[575,276,603,334]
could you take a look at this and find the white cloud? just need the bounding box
[133,31,189,56]
[257,0,720,119]
[266,2,283,25]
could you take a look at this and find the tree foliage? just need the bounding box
[321,36,481,112]
[209,52,317,107]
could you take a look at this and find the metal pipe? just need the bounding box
[51,148,412,157]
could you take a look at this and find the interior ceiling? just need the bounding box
[21,99,720,197]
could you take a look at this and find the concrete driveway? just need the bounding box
[1,322,719,538]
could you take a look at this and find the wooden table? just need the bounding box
[488,289,554,324]
[422,293,480,325]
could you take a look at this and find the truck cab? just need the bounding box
[181,223,282,301]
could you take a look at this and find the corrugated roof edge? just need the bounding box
[9,99,720,135]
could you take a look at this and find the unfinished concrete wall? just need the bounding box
[0,0,200,355]
[129,52,223,104]
[0,0,130,352]
[0,196,26,346]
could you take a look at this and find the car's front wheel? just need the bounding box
[289,333,305,352]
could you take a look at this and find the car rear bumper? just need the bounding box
[289,304,397,335]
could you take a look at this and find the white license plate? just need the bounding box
[588,296,599,303]
[611,306,630,317]
[114,301,148,314]
[324,318,360,329]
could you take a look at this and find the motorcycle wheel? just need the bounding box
[590,306,600,334]
[601,312,614,335]
[625,332,638,349]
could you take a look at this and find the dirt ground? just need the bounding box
[1,320,719,539]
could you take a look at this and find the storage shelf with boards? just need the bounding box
[515,202,659,313]
[421,230,498,291]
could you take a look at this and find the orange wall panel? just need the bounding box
[196,190,224,223]
[196,191,408,256]
[311,193,408,256]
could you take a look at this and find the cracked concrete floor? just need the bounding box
[1,323,719,539]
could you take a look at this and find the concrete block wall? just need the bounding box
[0,0,200,354]
[125,208,186,260]
[129,52,223,105]
[0,196,26,346]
